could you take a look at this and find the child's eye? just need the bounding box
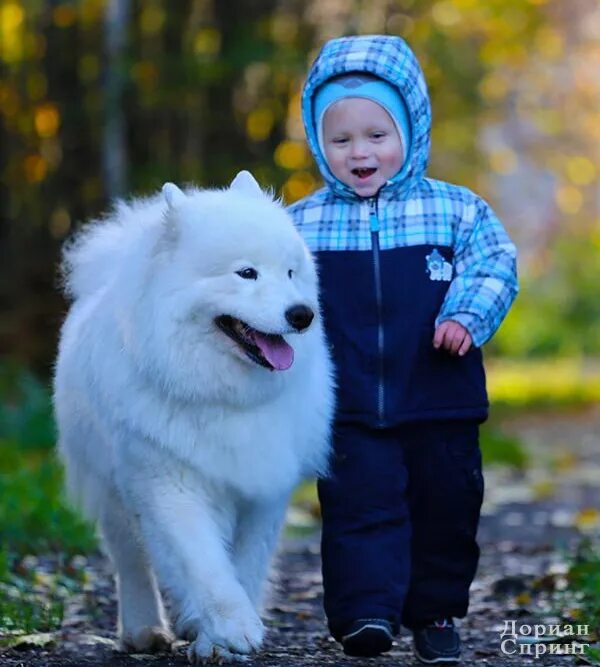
[332,137,349,145]
[371,132,386,139]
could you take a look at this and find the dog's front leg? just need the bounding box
[232,495,290,611]
[120,450,264,663]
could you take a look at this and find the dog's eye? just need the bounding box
[236,268,258,280]
[288,269,293,279]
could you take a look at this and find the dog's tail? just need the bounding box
[60,195,163,301]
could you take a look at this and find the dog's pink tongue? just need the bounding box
[253,333,294,370]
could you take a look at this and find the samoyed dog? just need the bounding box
[53,171,334,663]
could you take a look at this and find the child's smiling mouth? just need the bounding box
[352,167,377,180]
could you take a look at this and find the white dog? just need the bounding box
[53,171,334,663]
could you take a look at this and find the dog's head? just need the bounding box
[144,172,321,389]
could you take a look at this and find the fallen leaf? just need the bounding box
[8,632,56,650]
[574,507,600,532]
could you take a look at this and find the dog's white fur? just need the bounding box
[53,171,334,663]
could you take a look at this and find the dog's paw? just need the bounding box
[213,609,265,655]
[187,637,249,664]
[120,625,175,653]
[187,611,264,663]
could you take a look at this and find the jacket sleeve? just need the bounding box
[436,197,519,347]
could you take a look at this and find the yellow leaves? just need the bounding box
[574,508,600,533]
[270,13,298,44]
[80,0,103,28]
[566,156,596,187]
[194,28,220,56]
[487,358,600,407]
[52,4,76,29]
[24,154,47,183]
[489,147,518,175]
[274,141,311,170]
[480,40,528,68]
[535,26,564,60]
[515,591,532,606]
[5,633,56,650]
[551,451,579,474]
[282,171,317,204]
[591,223,600,252]
[431,1,461,28]
[1,1,25,63]
[432,119,473,151]
[49,207,71,239]
[32,570,54,587]
[78,54,100,83]
[246,108,274,142]
[0,81,20,118]
[453,0,478,10]
[131,61,159,91]
[556,185,583,216]
[479,73,509,102]
[386,13,415,38]
[26,71,47,100]
[140,5,165,35]
[34,103,60,138]
[1,0,22,29]
[582,112,600,140]
[531,108,562,135]
[531,479,557,500]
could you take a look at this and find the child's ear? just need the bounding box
[229,170,263,197]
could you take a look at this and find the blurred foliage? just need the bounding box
[0,0,598,372]
[547,538,600,652]
[0,547,91,643]
[0,360,55,450]
[494,235,600,358]
[565,539,600,634]
[0,444,97,553]
[480,425,528,469]
[0,362,97,554]
[487,358,600,408]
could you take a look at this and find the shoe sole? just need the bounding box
[414,647,460,664]
[342,625,393,657]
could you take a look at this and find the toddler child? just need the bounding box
[288,35,518,664]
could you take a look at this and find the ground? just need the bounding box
[2,406,599,666]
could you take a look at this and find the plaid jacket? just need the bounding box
[289,35,518,426]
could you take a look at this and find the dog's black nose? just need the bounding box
[285,305,314,331]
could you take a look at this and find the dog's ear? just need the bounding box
[162,182,187,209]
[229,170,263,197]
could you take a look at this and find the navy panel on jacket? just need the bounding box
[316,244,488,426]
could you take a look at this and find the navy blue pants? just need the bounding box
[318,420,484,640]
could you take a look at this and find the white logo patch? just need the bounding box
[426,248,452,281]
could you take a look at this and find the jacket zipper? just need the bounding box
[368,197,385,426]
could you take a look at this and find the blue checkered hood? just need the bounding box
[290,35,518,350]
[302,34,431,198]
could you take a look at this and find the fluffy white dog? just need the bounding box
[53,171,334,663]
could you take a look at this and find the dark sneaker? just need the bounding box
[413,618,461,664]
[341,618,394,657]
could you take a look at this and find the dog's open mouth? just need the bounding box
[352,167,377,180]
[215,315,294,371]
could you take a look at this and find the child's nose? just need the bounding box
[350,139,369,159]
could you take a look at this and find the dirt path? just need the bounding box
[2,407,599,666]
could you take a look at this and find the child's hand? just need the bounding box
[433,320,472,356]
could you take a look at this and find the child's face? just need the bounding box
[322,97,404,197]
